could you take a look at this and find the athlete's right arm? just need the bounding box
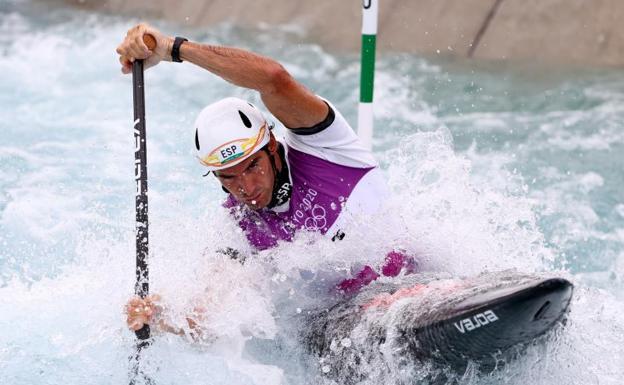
[116,23,328,130]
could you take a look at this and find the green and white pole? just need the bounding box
[358,0,378,149]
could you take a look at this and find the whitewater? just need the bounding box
[1,2,623,384]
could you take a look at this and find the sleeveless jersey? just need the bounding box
[223,98,386,250]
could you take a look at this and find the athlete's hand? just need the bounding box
[116,23,174,74]
[125,294,163,331]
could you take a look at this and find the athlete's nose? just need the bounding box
[238,175,256,197]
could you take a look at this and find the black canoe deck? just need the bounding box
[303,272,573,376]
[400,277,573,368]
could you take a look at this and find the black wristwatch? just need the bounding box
[171,36,188,63]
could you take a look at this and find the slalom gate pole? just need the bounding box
[129,34,156,385]
[358,0,378,149]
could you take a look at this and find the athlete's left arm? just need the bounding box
[178,41,329,129]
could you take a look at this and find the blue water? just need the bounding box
[1,1,623,384]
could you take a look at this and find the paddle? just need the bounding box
[129,33,157,385]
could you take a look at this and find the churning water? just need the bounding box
[1,1,623,384]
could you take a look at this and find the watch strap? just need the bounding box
[171,36,188,63]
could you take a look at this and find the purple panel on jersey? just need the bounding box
[224,146,374,250]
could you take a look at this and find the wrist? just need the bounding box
[162,36,175,62]
[171,36,189,63]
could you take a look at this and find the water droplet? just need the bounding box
[340,338,352,348]
[321,365,331,373]
[330,202,337,210]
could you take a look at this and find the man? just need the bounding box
[119,24,414,335]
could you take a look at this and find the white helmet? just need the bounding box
[194,97,271,171]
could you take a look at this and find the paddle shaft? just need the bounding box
[133,59,151,341]
[129,34,157,385]
[132,33,157,340]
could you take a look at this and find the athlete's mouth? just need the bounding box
[244,191,263,204]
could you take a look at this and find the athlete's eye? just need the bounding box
[248,159,260,171]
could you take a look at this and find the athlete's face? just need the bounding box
[215,148,275,210]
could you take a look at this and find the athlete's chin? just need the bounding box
[244,191,270,209]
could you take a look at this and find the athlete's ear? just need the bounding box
[267,133,278,154]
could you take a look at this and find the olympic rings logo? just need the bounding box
[304,204,327,231]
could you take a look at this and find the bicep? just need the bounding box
[259,67,328,129]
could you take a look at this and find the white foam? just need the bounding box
[0,4,623,385]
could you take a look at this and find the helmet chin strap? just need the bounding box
[264,143,292,209]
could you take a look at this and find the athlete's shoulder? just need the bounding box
[283,97,377,168]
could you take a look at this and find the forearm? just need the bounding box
[154,313,214,343]
[179,41,287,94]
[155,318,185,336]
